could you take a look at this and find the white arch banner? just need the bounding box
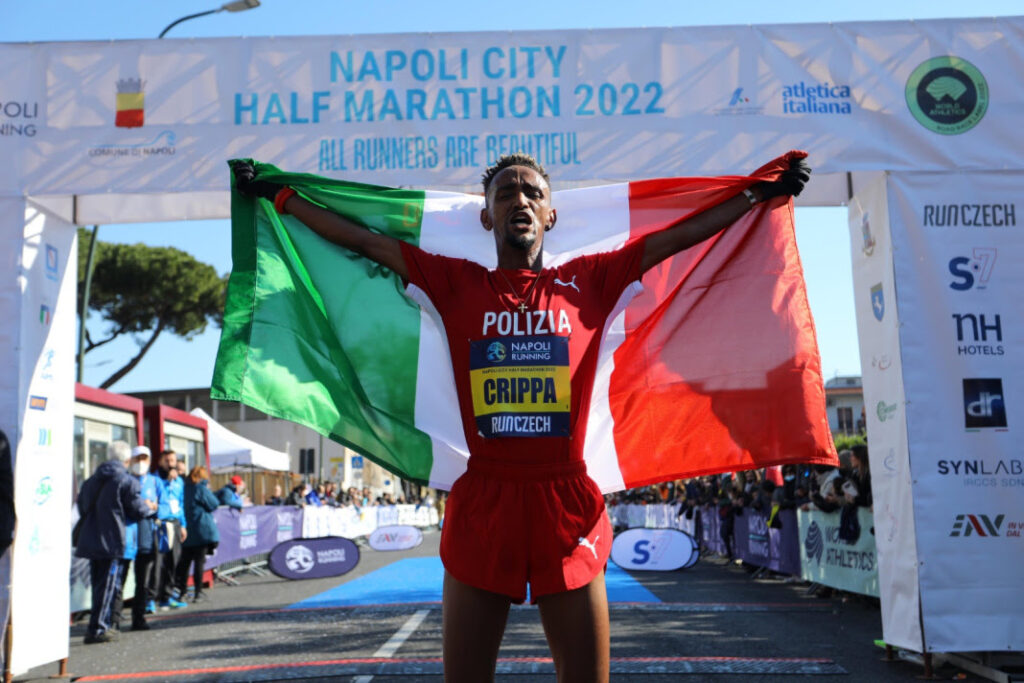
[1,16,1021,212]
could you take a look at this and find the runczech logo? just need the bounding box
[486,341,506,363]
[284,544,315,573]
[906,56,988,135]
[950,513,1004,537]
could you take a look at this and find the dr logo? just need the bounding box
[284,545,315,573]
[633,539,651,564]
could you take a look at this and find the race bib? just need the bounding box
[469,335,570,438]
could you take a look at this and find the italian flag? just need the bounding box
[213,152,836,493]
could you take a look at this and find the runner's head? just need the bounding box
[480,154,557,256]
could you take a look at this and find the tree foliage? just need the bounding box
[833,432,867,452]
[77,228,226,389]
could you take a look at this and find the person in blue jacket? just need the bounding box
[215,475,245,510]
[128,446,186,628]
[75,441,155,643]
[156,450,188,605]
[178,466,220,603]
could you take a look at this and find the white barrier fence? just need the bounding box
[302,504,439,539]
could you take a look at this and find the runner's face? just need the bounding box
[482,166,556,254]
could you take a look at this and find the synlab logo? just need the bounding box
[29,395,47,411]
[950,513,1004,537]
[876,400,898,422]
[115,77,145,128]
[39,304,51,325]
[906,56,988,135]
[45,245,58,280]
[949,248,996,291]
[870,283,885,321]
[952,313,1003,357]
[963,378,1007,430]
[860,213,875,256]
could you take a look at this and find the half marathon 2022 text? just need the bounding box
[232,45,667,172]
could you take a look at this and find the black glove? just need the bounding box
[756,158,812,201]
[231,160,282,201]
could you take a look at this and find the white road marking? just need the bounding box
[352,608,431,683]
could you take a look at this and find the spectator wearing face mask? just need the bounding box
[76,441,155,643]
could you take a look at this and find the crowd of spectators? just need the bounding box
[268,481,442,513]
[73,443,275,643]
[605,444,874,560]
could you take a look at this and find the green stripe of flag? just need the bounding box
[212,160,435,483]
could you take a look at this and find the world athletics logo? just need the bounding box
[906,56,988,135]
[804,521,824,565]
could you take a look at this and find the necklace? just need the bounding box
[495,269,542,314]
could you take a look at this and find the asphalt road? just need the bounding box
[17,530,986,682]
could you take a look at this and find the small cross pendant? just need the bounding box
[517,302,528,314]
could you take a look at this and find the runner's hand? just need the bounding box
[231,160,282,201]
[757,158,812,201]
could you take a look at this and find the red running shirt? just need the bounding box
[400,239,645,465]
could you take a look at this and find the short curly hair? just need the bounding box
[481,153,550,194]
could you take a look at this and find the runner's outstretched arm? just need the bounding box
[231,161,408,280]
[639,157,811,273]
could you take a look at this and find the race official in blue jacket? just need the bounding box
[156,450,188,606]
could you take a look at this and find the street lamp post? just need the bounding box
[76,0,261,384]
[158,0,261,39]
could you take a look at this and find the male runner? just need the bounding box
[232,153,810,682]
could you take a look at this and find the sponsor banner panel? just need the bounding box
[798,508,879,597]
[209,505,303,568]
[0,18,1021,197]
[610,528,698,571]
[732,509,801,575]
[888,172,1024,652]
[368,525,423,552]
[848,176,923,651]
[268,537,359,580]
[9,205,76,674]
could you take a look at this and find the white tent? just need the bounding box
[190,407,290,472]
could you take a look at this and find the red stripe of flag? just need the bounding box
[611,151,836,487]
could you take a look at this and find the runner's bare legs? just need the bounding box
[537,572,610,683]
[442,571,512,682]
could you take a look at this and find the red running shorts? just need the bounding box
[440,457,611,603]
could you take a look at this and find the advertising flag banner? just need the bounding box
[7,205,76,674]
[849,175,923,652]
[886,172,1024,652]
[213,155,836,492]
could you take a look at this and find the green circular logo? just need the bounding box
[906,56,988,135]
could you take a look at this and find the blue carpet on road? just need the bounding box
[289,558,659,608]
